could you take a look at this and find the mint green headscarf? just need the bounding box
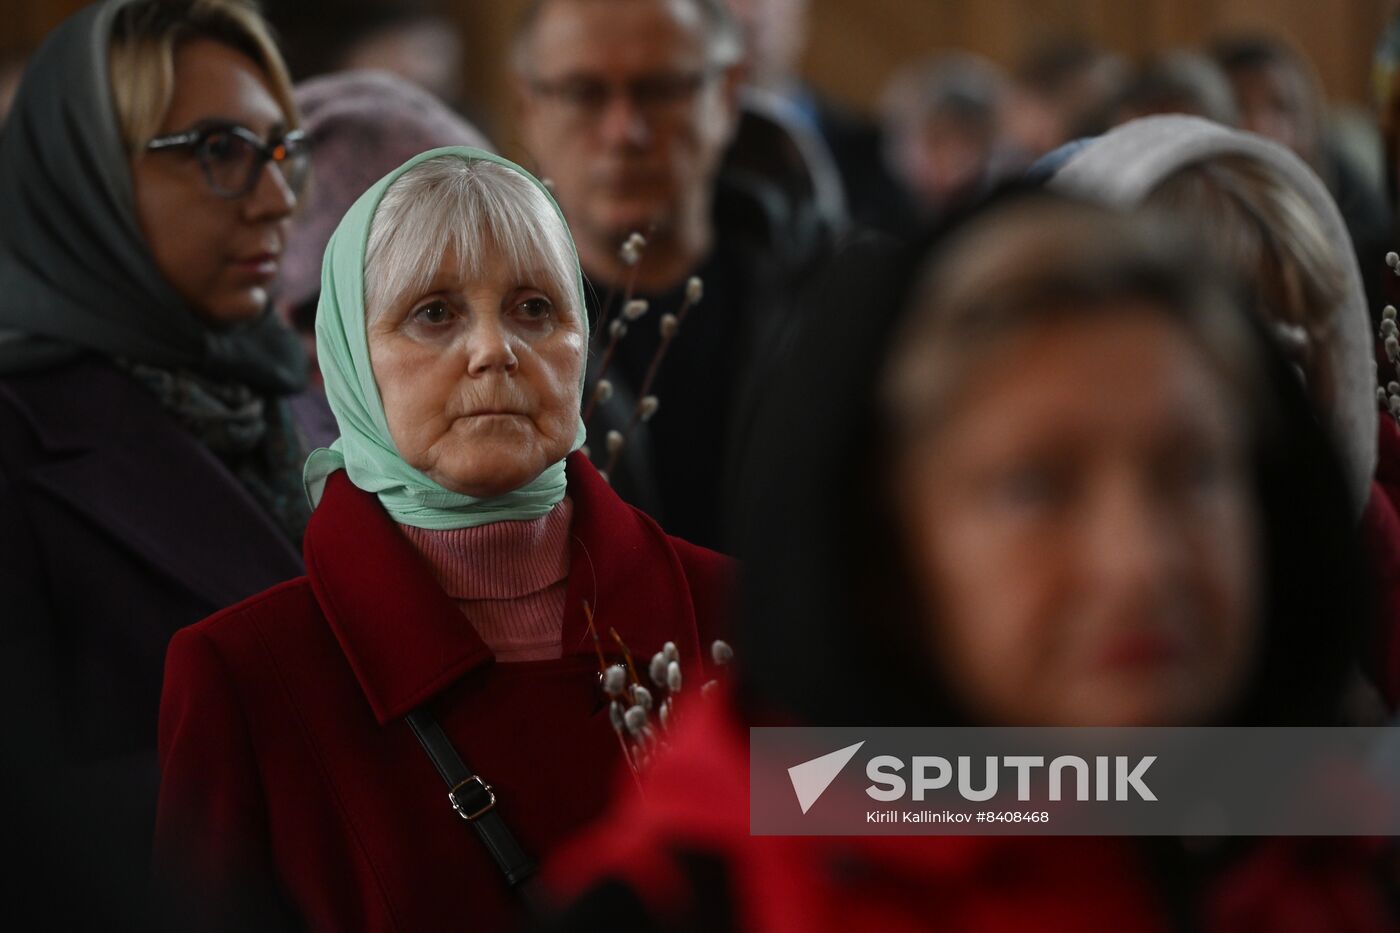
[303,147,588,529]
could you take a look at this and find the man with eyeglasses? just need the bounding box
[514,0,831,550]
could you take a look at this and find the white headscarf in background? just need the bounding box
[1048,114,1378,512]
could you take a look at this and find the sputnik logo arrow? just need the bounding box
[788,741,865,814]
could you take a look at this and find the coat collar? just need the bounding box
[303,451,704,724]
[2,356,302,607]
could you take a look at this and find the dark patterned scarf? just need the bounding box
[122,362,311,544]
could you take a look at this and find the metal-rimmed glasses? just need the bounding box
[145,122,310,199]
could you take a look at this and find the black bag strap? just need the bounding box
[404,707,539,892]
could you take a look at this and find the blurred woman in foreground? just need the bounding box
[538,195,1396,932]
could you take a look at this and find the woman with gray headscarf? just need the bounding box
[1047,113,1399,707]
[0,0,308,848]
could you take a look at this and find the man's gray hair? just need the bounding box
[364,156,580,323]
[510,0,744,76]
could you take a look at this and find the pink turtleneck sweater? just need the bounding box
[397,498,573,662]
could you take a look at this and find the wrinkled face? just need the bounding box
[896,310,1261,726]
[516,0,738,245]
[131,39,296,324]
[367,242,585,499]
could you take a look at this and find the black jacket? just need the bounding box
[581,174,835,551]
[0,355,303,856]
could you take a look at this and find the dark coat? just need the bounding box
[0,355,303,853]
[154,453,733,933]
[807,90,920,239]
[583,175,834,552]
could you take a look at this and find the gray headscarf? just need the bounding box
[0,0,305,394]
[1048,114,1378,512]
[276,70,492,320]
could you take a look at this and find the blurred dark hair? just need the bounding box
[1209,33,1325,155]
[265,0,444,79]
[1211,33,1313,78]
[1110,51,1239,126]
[1016,38,1111,91]
[733,187,1367,728]
[1013,39,1128,140]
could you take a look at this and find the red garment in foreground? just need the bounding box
[1374,416,1400,519]
[1363,482,1400,707]
[1369,416,1400,705]
[155,453,732,933]
[545,699,1399,933]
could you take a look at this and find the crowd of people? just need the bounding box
[1,0,1399,930]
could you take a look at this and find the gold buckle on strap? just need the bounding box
[447,775,497,822]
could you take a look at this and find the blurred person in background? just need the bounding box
[879,52,1012,222]
[0,49,27,126]
[0,0,307,861]
[1212,34,1392,285]
[1367,14,1400,332]
[720,84,849,241]
[275,69,491,448]
[1375,14,1400,215]
[724,0,916,235]
[512,0,830,550]
[1003,38,1128,163]
[1108,50,1239,127]
[1214,34,1327,166]
[268,0,468,115]
[1049,114,1398,707]
[537,194,1395,932]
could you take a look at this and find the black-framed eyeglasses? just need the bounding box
[146,122,310,199]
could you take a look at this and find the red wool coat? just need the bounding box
[545,700,1400,933]
[154,453,732,933]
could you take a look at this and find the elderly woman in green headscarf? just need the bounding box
[154,147,733,932]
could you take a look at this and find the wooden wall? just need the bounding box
[7,0,1398,131]
[798,0,1395,111]
[6,0,88,54]
[451,0,1399,147]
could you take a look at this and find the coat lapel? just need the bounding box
[302,468,495,724]
[304,452,709,724]
[4,357,302,609]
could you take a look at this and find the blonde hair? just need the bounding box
[1146,155,1345,395]
[364,156,581,325]
[108,0,297,155]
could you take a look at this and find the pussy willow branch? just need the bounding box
[591,229,651,354]
[584,602,646,790]
[602,291,700,476]
[582,328,624,424]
